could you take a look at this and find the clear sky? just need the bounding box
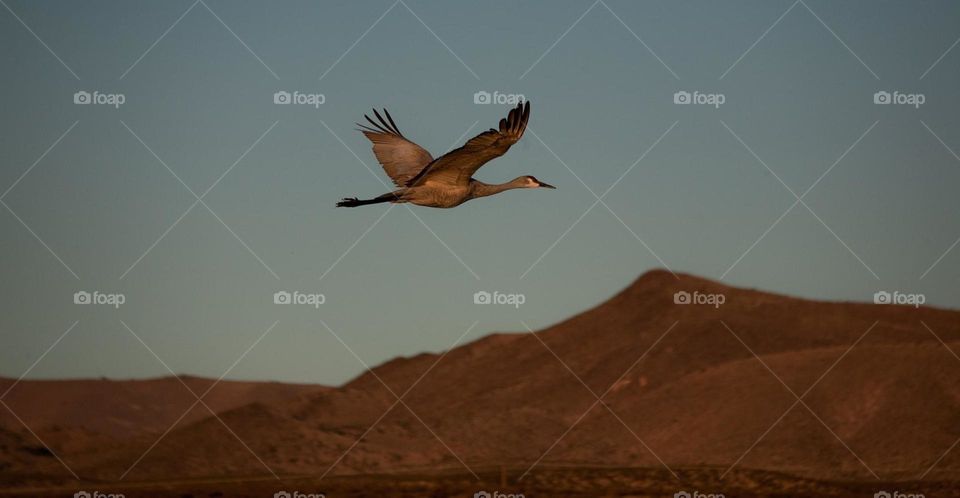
[2,0,958,385]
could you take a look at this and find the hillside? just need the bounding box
[3,270,959,486]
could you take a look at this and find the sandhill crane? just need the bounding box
[337,101,554,208]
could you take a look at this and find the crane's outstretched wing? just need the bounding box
[408,100,530,187]
[357,109,434,188]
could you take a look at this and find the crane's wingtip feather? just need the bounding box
[364,114,391,134]
[383,108,402,136]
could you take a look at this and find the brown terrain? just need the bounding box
[2,270,959,497]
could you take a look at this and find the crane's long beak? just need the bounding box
[539,181,556,189]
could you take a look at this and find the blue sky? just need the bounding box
[1,0,959,385]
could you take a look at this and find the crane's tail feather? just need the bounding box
[336,193,398,208]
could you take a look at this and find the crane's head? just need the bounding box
[520,175,556,189]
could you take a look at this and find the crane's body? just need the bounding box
[337,101,554,209]
[344,177,539,209]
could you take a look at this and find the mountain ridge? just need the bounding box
[3,270,959,485]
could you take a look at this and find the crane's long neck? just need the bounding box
[472,178,527,198]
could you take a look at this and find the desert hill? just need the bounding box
[0,376,328,438]
[3,270,959,486]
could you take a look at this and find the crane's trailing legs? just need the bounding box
[336,192,399,207]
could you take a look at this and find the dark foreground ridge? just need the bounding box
[3,467,960,498]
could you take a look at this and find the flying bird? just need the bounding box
[337,101,554,208]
